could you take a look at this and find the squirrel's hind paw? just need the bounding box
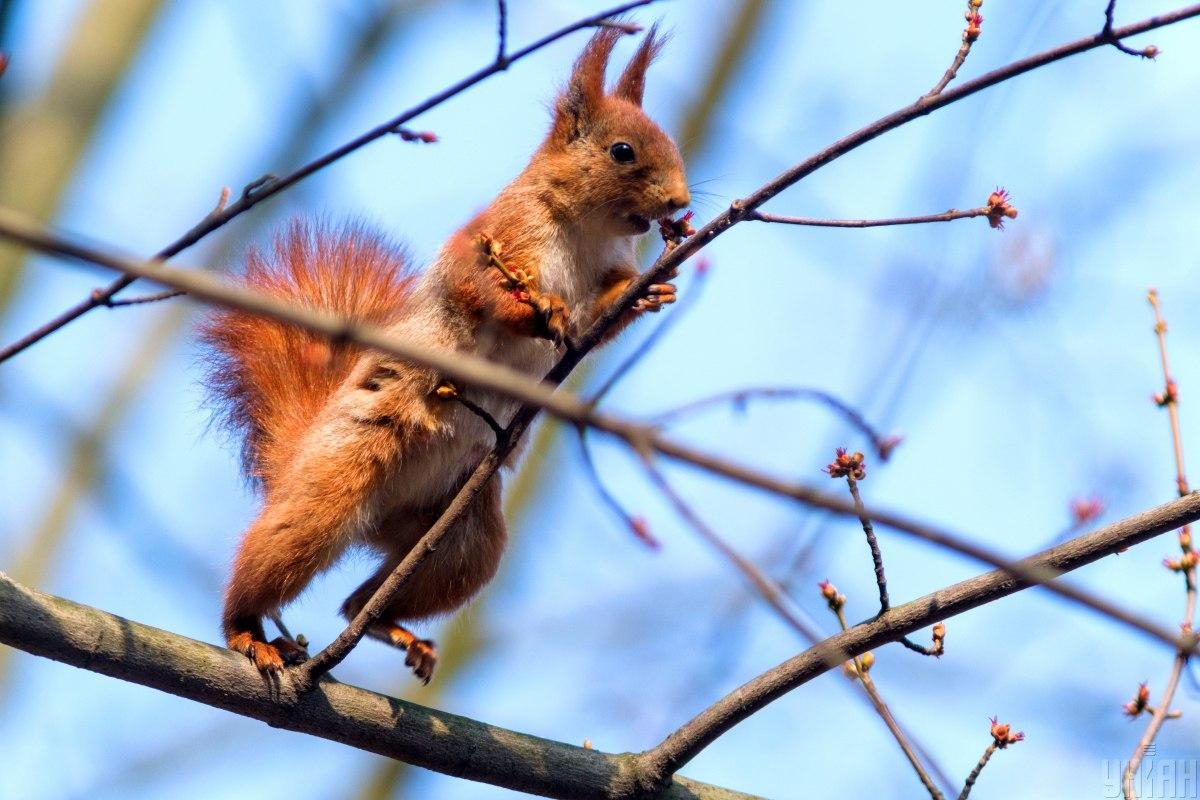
[369,623,438,684]
[404,639,438,685]
[227,632,308,674]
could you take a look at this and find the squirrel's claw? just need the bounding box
[531,290,571,346]
[369,623,438,683]
[404,639,438,685]
[228,632,306,674]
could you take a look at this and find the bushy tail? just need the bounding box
[200,220,415,491]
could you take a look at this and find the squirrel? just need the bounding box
[200,27,689,683]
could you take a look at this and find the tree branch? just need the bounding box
[0,572,756,800]
[5,493,1200,796]
[635,492,1200,787]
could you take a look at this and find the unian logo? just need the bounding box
[1101,750,1199,799]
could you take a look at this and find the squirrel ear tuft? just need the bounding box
[613,24,663,107]
[553,27,621,143]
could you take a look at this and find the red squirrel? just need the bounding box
[201,28,689,682]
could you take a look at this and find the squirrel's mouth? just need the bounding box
[626,214,651,233]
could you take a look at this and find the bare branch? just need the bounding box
[590,258,711,405]
[299,450,504,685]
[748,206,989,229]
[925,1,984,99]
[1103,1,1162,58]
[635,492,1200,787]
[0,573,754,800]
[103,288,186,307]
[578,430,659,548]
[958,718,1023,799]
[957,743,996,800]
[578,260,711,545]
[828,451,942,656]
[1124,289,1197,799]
[650,387,898,462]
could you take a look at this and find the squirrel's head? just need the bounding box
[541,26,689,235]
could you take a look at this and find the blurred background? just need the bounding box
[1,2,1198,798]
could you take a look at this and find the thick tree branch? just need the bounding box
[5,493,1200,797]
[0,572,755,800]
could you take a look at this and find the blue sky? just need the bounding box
[2,2,1199,798]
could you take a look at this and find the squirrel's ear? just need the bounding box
[553,27,620,143]
[613,25,663,107]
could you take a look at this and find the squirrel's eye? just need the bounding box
[609,142,636,164]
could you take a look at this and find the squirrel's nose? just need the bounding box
[665,184,691,212]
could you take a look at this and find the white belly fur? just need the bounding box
[364,228,635,521]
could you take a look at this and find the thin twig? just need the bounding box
[651,387,898,461]
[840,467,942,655]
[496,0,508,65]
[640,456,826,642]
[0,0,659,364]
[1124,289,1196,800]
[1148,290,1192,504]
[578,430,659,548]
[925,1,984,99]
[3,210,1199,659]
[846,475,891,611]
[578,260,710,544]
[298,451,506,686]
[1103,0,1161,58]
[268,612,301,647]
[104,288,186,307]
[748,206,990,228]
[454,393,506,441]
[826,598,943,800]
[858,672,943,798]
[957,742,996,800]
[590,258,711,405]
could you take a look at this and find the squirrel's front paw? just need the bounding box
[530,290,571,346]
[633,281,677,313]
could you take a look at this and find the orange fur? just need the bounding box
[200,220,415,491]
[203,29,689,681]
